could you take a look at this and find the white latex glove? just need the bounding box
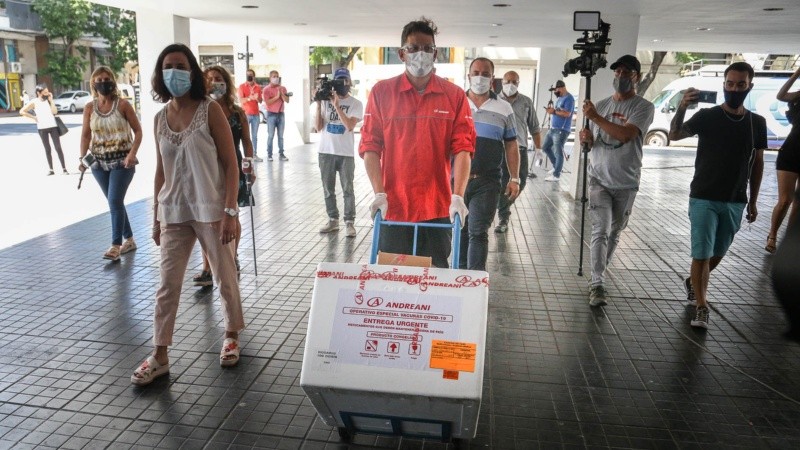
[449,194,469,224]
[370,193,388,219]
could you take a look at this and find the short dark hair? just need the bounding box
[469,57,494,75]
[724,62,754,82]
[401,17,438,47]
[151,43,207,103]
[34,84,48,94]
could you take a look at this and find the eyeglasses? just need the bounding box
[402,44,436,54]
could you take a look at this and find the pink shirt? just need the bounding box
[262,84,287,113]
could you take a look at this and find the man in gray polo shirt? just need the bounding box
[579,54,655,307]
[495,70,542,233]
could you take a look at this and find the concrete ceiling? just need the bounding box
[98,0,799,54]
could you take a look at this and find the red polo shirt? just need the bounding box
[359,73,475,222]
[237,82,262,116]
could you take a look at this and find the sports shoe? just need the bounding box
[47,170,55,176]
[684,277,696,306]
[588,285,608,307]
[319,219,339,233]
[494,220,508,233]
[545,175,560,182]
[279,154,289,161]
[62,169,69,175]
[691,306,709,329]
[345,221,356,238]
[192,270,213,287]
[253,156,264,162]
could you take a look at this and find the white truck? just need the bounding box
[646,66,793,149]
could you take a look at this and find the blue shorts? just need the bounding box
[688,198,745,260]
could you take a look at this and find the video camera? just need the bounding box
[562,11,611,78]
[313,76,347,102]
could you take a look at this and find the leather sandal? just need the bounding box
[220,338,240,367]
[120,238,137,254]
[765,236,777,254]
[131,355,169,386]
[103,245,121,261]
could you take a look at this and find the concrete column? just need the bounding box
[134,11,190,129]
[568,14,641,199]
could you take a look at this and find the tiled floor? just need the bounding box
[1,144,799,449]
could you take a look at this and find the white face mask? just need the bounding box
[209,82,226,100]
[404,51,435,78]
[270,77,280,85]
[502,83,518,97]
[470,75,491,95]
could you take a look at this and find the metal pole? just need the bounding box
[245,36,250,73]
[577,76,592,276]
[246,172,258,276]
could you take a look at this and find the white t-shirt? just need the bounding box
[33,98,57,130]
[316,96,364,157]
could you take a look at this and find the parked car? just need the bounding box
[54,90,91,113]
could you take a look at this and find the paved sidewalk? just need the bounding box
[0,145,798,449]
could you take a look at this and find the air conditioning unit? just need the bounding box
[10,62,22,73]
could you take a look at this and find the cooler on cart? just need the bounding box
[300,214,489,445]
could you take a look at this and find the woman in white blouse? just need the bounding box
[20,84,68,175]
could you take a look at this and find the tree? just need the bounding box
[33,0,93,90]
[636,51,666,95]
[309,47,360,73]
[91,5,137,74]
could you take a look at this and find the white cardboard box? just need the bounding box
[300,262,489,440]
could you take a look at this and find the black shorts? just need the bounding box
[776,127,800,173]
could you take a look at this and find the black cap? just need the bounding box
[548,80,566,91]
[610,54,641,73]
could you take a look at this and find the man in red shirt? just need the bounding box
[262,70,291,161]
[359,17,475,268]
[237,68,263,161]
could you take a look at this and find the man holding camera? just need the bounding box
[314,68,364,238]
[263,70,290,161]
[541,80,574,182]
[579,54,655,307]
[359,17,475,268]
[495,70,541,233]
[668,61,766,329]
[237,69,263,161]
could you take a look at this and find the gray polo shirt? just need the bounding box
[499,92,541,149]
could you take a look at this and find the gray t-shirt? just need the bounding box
[499,92,541,149]
[588,95,655,190]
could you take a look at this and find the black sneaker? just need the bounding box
[691,306,709,329]
[588,285,608,307]
[684,277,696,306]
[192,270,213,287]
[267,156,274,162]
[279,154,289,161]
[494,220,508,233]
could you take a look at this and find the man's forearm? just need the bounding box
[749,154,764,202]
[669,106,690,141]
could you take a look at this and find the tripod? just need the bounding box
[576,76,593,276]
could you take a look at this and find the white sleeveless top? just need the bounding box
[33,98,57,130]
[156,98,225,224]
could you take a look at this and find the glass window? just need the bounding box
[6,43,17,62]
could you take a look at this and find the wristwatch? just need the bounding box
[224,208,239,217]
[510,178,521,184]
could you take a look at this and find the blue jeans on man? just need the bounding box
[91,166,135,245]
[542,128,569,177]
[459,176,501,271]
[266,112,285,158]
[246,114,260,156]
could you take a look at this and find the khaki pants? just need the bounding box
[153,220,244,346]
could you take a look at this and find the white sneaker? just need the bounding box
[547,168,554,175]
[345,222,356,238]
[545,175,560,182]
[319,219,339,233]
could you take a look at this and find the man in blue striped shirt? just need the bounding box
[459,57,520,270]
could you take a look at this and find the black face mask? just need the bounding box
[94,81,115,96]
[724,87,751,109]
[246,75,254,82]
[554,90,562,98]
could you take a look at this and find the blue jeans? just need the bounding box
[542,128,569,177]
[266,112,285,157]
[459,176,501,270]
[92,166,135,245]
[246,114,260,155]
[318,153,355,222]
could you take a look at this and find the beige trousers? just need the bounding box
[153,220,245,346]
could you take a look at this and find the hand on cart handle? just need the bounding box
[449,194,468,226]
[370,192,388,219]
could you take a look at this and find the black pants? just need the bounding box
[497,146,529,222]
[378,217,452,268]
[38,127,66,171]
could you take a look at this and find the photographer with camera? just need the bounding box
[314,68,364,237]
[668,62,766,329]
[578,54,654,307]
[263,70,290,161]
[541,80,574,182]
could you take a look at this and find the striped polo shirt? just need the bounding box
[467,91,517,180]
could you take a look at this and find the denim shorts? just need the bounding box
[688,198,746,260]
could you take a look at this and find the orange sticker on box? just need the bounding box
[429,340,476,372]
[442,370,459,380]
